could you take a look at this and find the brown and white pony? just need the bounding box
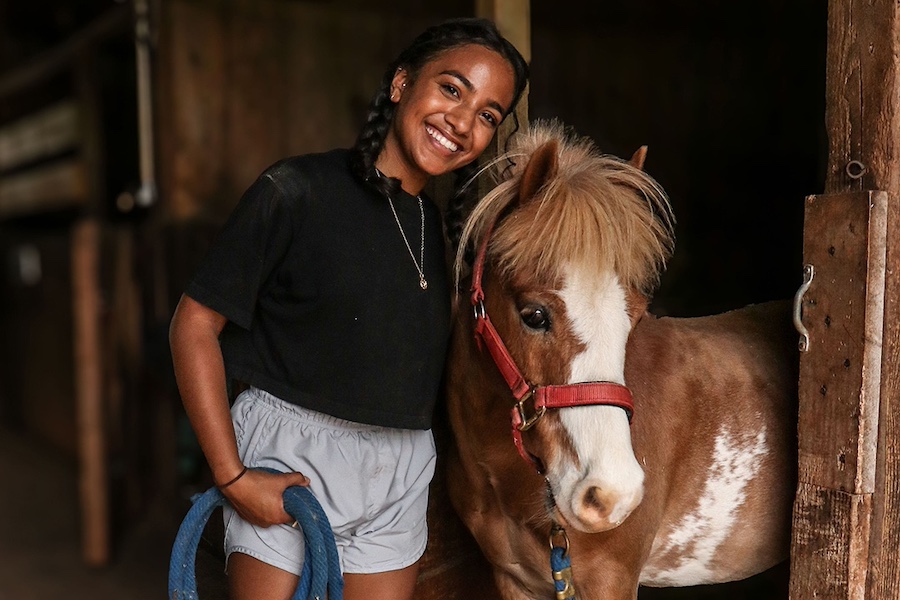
[444,121,798,599]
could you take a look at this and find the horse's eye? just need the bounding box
[520,306,550,331]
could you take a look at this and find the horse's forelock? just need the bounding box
[457,121,675,295]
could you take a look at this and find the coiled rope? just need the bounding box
[168,468,343,600]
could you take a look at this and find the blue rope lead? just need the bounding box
[168,469,343,600]
[550,523,576,600]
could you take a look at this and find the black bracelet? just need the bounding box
[217,466,249,490]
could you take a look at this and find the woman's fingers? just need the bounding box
[222,468,311,526]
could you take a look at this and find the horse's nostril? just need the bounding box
[583,487,606,513]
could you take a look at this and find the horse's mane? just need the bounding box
[455,120,676,296]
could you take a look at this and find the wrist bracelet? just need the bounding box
[217,465,249,490]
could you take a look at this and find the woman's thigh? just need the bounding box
[343,561,421,600]
[228,554,420,600]
[228,552,299,600]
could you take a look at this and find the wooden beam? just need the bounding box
[823,0,900,596]
[72,219,109,567]
[790,0,900,597]
[0,101,80,171]
[475,0,531,62]
[0,159,90,219]
[790,191,887,600]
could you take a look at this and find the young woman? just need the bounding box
[169,18,528,600]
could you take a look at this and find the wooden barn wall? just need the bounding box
[0,228,77,450]
[156,0,459,224]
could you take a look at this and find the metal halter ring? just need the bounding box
[549,524,570,556]
[515,390,545,431]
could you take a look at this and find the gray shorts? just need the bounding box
[223,388,436,575]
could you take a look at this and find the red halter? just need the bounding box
[470,226,635,471]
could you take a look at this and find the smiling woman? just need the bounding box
[378,44,516,191]
[168,17,528,600]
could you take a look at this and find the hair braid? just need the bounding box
[351,68,403,198]
[445,162,479,251]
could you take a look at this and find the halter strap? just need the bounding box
[470,227,635,471]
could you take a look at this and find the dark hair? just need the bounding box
[350,17,529,214]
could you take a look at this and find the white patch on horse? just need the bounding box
[549,264,644,531]
[640,427,768,586]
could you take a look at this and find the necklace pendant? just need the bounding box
[420,277,428,290]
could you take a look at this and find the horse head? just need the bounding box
[455,121,675,534]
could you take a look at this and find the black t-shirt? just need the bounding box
[185,149,451,429]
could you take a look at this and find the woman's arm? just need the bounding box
[169,294,308,526]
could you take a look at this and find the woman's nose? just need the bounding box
[445,106,474,134]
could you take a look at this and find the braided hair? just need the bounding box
[350,18,529,237]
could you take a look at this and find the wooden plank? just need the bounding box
[794,191,886,494]
[868,191,900,597]
[156,0,228,221]
[71,219,109,567]
[0,159,90,219]
[0,101,80,171]
[791,485,871,599]
[476,0,531,62]
[818,0,900,597]
[223,0,288,191]
[790,191,886,600]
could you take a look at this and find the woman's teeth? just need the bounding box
[426,126,459,152]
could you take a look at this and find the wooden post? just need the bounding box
[72,219,109,566]
[790,0,900,597]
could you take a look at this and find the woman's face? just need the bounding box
[377,44,517,194]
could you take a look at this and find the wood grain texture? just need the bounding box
[795,192,886,494]
[809,0,900,597]
[72,219,109,567]
[790,484,872,600]
[866,189,900,598]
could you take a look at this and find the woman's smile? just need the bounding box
[376,43,516,194]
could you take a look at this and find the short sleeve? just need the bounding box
[185,170,299,329]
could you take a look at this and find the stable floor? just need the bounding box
[0,427,215,600]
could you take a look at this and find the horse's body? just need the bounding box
[445,122,798,599]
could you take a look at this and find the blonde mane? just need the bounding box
[456,120,676,295]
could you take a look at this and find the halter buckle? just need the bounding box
[515,389,546,431]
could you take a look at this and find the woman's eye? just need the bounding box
[442,83,460,98]
[520,306,550,331]
[481,112,499,127]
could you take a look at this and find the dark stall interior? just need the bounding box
[0,0,825,598]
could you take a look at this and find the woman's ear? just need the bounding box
[390,68,409,103]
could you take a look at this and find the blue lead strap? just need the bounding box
[168,468,343,600]
[550,524,576,600]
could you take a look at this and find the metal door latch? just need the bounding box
[793,264,815,352]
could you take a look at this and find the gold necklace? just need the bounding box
[387,194,427,290]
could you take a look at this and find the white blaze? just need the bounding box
[548,265,644,531]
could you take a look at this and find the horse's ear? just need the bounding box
[519,140,559,202]
[629,146,648,171]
